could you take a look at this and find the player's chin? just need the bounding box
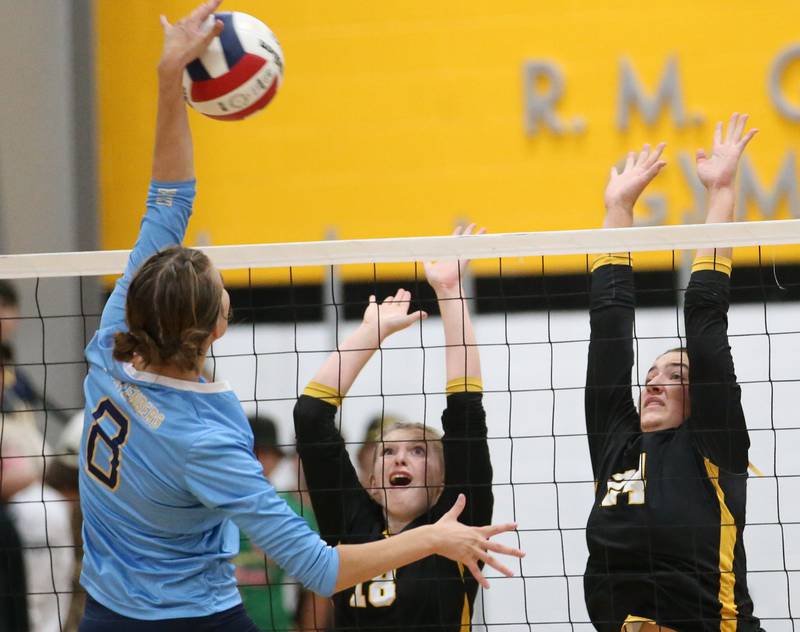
[640,411,683,433]
[639,412,664,432]
[386,489,425,510]
[385,484,414,497]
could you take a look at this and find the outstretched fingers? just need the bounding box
[454,222,487,237]
[478,552,515,579]
[483,538,525,563]
[712,120,723,148]
[403,309,428,326]
[479,521,519,538]
[724,112,739,144]
[643,142,666,169]
[188,0,223,27]
[444,493,467,519]
[739,127,758,151]
[465,561,489,589]
[636,144,651,167]
[393,287,410,306]
[207,19,224,40]
[645,159,667,180]
[624,151,636,173]
[733,113,748,142]
[721,112,757,153]
[695,148,707,166]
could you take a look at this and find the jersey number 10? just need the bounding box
[349,571,397,608]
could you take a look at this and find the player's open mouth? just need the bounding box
[643,396,664,408]
[389,474,412,486]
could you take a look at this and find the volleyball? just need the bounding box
[183,11,284,121]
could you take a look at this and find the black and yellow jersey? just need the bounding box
[583,257,762,632]
[294,388,492,632]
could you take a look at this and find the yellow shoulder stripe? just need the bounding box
[303,381,342,407]
[691,255,732,276]
[446,377,483,394]
[591,252,633,272]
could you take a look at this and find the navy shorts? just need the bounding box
[78,595,260,632]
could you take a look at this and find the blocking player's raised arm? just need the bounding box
[423,226,493,526]
[423,225,484,387]
[694,113,758,261]
[585,144,666,473]
[686,114,757,473]
[304,289,427,398]
[294,289,427,542]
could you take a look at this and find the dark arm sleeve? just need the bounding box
[585,263,640,478]
[430,392,493,526]
[294,395,375,545]
[684,269,749,474]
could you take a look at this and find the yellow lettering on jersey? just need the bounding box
[601,453,647,507]
[119,383,165,430]
[349,571,397,608]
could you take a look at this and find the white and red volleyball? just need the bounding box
[183,12,284,121]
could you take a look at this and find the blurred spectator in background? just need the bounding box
[355,414,405,489]
[235,415,331,631]
[1,341,32,632]
[2,347,74,632]
[0,281,37,410]
[42,412,84,632]
[0,281,68,429]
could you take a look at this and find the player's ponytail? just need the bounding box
[113,246,223,372]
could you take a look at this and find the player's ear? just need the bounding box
[211,307,229,341]
[212,320,226,341]
[367,473,383,503]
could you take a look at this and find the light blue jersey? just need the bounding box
[79,181,338,620]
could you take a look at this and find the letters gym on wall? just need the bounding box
[523,48,800,225]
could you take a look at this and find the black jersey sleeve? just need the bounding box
[684,268,749,474]
[430,391,493,526]
[585,262,640,477]
[294,394,376,545]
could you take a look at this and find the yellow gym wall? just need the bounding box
[96,1,800,282]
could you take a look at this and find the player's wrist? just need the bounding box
[354,321,384,347]
[433,284,466,300]
[705,185,735,206]
[415,524,439,557]
[704,189,736,226]
[157,58,185,82]
[602,206,633,228]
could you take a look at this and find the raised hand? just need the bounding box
[432,494,524,589]
[603,143,666,228]
[424,224,486,296]
[362,288,427,342]
[159,0,224,71]
[696,113,758,193]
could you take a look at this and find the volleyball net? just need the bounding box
[1,219,800,630]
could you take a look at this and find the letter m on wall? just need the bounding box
[617,57,687,130]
